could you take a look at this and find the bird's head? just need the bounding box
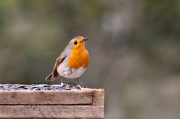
[68,36,88,50]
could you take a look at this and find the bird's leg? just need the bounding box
[77,78,84,88]
[61,76,63,85]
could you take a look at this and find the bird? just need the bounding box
[45,36,90,87]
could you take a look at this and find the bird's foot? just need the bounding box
[77,85,82,90]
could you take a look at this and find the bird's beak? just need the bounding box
[81,37,88,42]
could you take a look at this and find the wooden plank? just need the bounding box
[0,105,104,119]
[0,90,92,105]
[82,89,104,106]
[92,89,104,106]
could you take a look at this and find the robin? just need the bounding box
[45,36,90,87]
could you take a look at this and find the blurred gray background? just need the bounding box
[0,0,180,119]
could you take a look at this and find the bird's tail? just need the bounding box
[45,72,59,81]
[45,73,54,81]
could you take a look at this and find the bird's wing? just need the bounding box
[53,52,67,74]
[46,52,67,81]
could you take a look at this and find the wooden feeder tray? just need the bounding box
[0,84,104,119]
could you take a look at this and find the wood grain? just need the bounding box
[82,88,104,106]
[0,105,104,119]
[0,88,104,119]
[0,90,92,105]
[92,89,104,106]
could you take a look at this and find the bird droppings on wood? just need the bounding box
[0,84,81,91]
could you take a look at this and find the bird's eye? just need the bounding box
[74,41,78,45]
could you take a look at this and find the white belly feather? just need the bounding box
[57,60,86,79]
[68,67,86,78]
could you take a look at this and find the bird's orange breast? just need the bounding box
[68,49,90,70]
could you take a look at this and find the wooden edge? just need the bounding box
[82,88,104,106]
[0,105,104,119]
[0,89,104,106]
[0,118,103,119]
[0,90,93,105]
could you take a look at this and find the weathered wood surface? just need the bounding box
[81,88,104,106]
[0,88,104,119]
[0,90,92,105]
[91,89,104,106]
[0,105,104,119]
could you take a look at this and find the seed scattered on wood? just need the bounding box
[0,84,81,91]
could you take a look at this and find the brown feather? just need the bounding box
[45,52,67,81]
